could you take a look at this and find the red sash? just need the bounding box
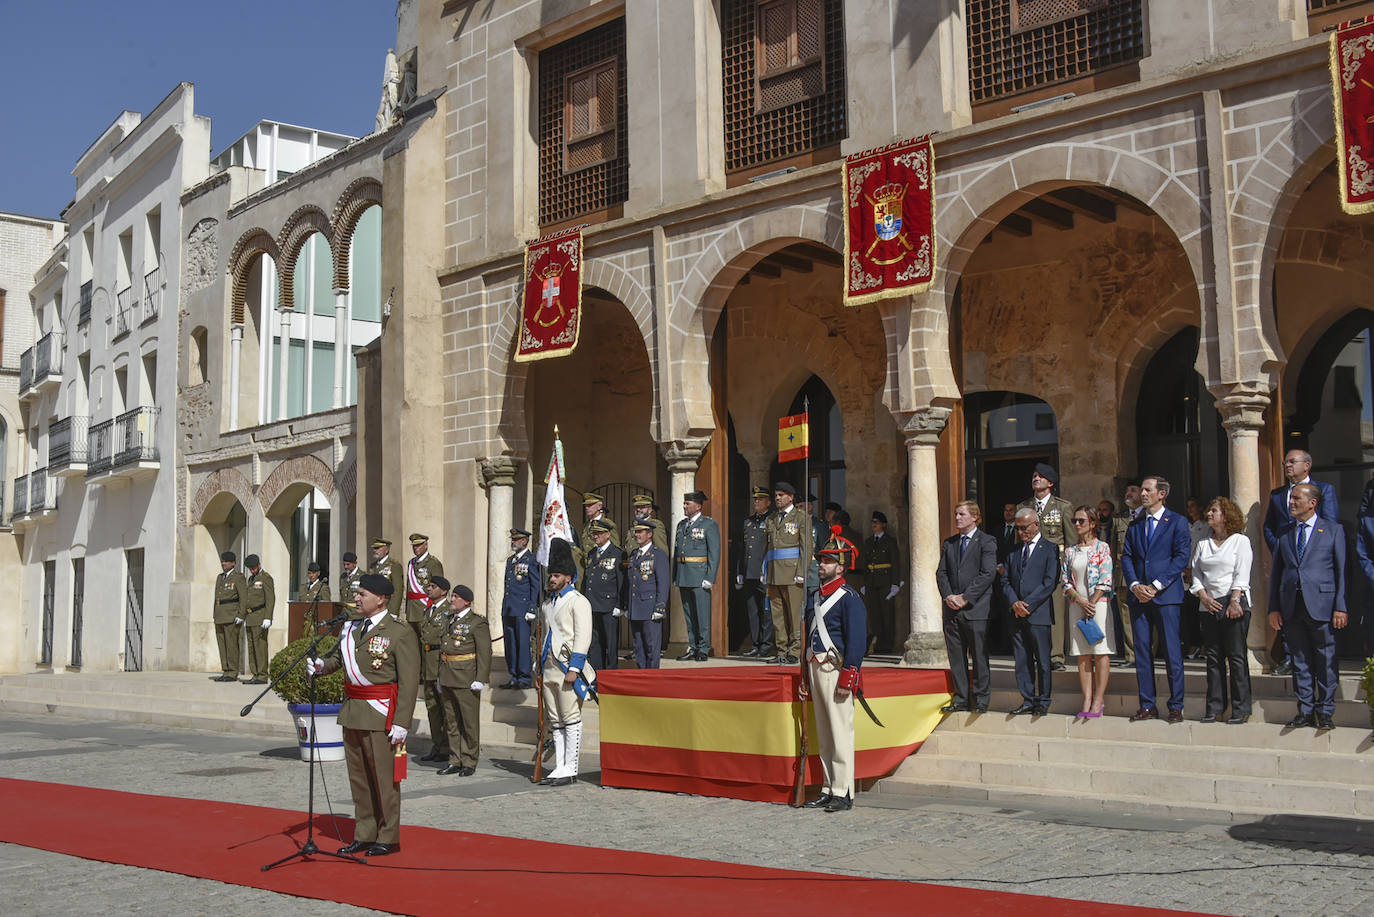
[406,591,426,600]
[345,682,399,731]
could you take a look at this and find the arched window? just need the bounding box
[769,374,844,508]
[1136,327,1228,509]
[963,390,1057,520]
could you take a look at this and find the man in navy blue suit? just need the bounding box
[1262,449,1338,676]
[1002,508,1059,715]
[1122,474,1192,723]
[1269,483,1348,730]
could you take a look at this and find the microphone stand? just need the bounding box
[242,607,364,871]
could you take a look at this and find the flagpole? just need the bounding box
[803,396,810,530]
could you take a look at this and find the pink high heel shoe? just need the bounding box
[1082,702,1104,719]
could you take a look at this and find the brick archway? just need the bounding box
[258,454,336,517]
[226,228,281,325]
[189,467,256,525]
[331,177,384,290]
[276,205,334,309]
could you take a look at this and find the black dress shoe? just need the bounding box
[536,775,557,785]
[695,652,709,661]
[676,650,698,662]
[1009,702,1036,716]
[421,750,446,762]
[1199,714,1217,724]
[437,764,462,775]
[1286,713,1316,729]
[940,703,970,714]
[549,775,574,786]
[458,766,476,776]
[1129,707,1158,722]
[802,793,833,809]
[1050,661,1066,672]
[741,647,761,657]
[366,843,400,857]
[1166,708,1184,724]
[517,680,532,689]
[499,679,519,689]
[782,654,799,665]
[1226,714,1249,725]
[338,840,371,854]
[970,703,989,714]
[1033,706,1050,716]
[1271,660,1293,677]
[214,675,235,682]
[823,794,853,812]
[1316,714,1335,730]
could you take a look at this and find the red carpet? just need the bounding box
[0,778,1213,916]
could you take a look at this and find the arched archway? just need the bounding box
[1135,327,1229,509]
[963,390,1059,521]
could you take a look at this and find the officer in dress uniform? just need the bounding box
[627,521,670,668]
[673,490,721,662]
[337,551,363,618]
[735,486,775,657]
[802,541,867,813]
[242,554,275,685]
[578,493,618,583]
[405,534,444,646]
[418,575,453,763]
[370,538,405,620]
[213,551,247,682]
[765,482,813,665]
[581,518,627,671]
[437,584,492,776]
[301,562,331,629]
[500,528,542,689]
[308,573,419,856]
[1017,463,1074,669]
[632,493,669,553]
[538,539,595,786]
[861,512,904,654]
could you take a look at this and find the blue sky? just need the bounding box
[0,1,396,218]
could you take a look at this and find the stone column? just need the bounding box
[276,308,292,421]
[333,288,349,409]
[480,456,519,636]
[228,322,243,428]
[1218,390,1271,673]
[663,438,711,648]
[901,406,951,666]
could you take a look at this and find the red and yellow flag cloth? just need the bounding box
[598,666,953,803]
[1332,16,1374,215]
[777,412,809,463]
[515,226,583,362]
[842,134,936,305]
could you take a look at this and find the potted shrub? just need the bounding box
[270,635,347,762]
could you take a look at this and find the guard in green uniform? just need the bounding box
[437,584,492,776]
[370,537,405,620]
[301,562,331,629]
[765,481,813,664]
[405,533,443,632]
[242,554,275,684]
[1017,463,1075,667]
[861,511,904,654]
[418,575,453,762]
[213,551,247,681]
[337,551,363,618]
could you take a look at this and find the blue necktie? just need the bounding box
[1146,515,1156,543]
[959,535,969,559]
[1297,522,1309,563]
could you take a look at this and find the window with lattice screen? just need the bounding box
[1011,0,1111,33]
[564,59,618,173]
[755,0,824,113]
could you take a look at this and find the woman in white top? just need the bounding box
[1063,506,1114,718]
[1188,496,1253,724]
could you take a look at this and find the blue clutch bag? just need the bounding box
[1075,617,1106,645]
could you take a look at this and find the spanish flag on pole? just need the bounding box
[777,412,809,463]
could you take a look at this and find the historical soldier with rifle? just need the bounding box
[536,538,595,786]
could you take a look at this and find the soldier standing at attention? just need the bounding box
[242,554,275,685]
[338,551,363,618]
[370,538,405,620]
[1018,463,1074,670]
[861,512,903,654]
[539,539,594,786]
[674,490,721,662]
[307,574,418,856]
[405,533,443,646]
[735,486,775,658]
[632,493,669,553]
[213,551,247,682]
[627,521,670,668]
[582,518,627,671]
[438,584,491,776]
[418,575,453,763]
[301,562,331,629]
[500,528,541,689]
[766,482,813,665]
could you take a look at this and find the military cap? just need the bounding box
[510,527,532,539]
[430,575,451,593]
[773,481,796,495]
[358,572,394,596]
[751,486,771,500]
[589,518,614,535]
[872,511,888,525]
[824,501,842,513]
[220,551,236,563]
[547,538,577,577]
[245,554,261,568]
[371,537,392,547]
[583,492,605,506]
[307,561,321,573]
[632,521,654,532]
[632,494,653,507]
[452,584,474,603]
[342,551,358,562]
[409,533,428,545]
[1033,463,1059,485]
[684,490,707,504]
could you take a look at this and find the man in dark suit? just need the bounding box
[937,500,1000,713]
[1262,449,1339,676]
[1122,474,1192,723]
[1269,483,1348,730]
[1002,508,1059,715]
[581,519,627,671]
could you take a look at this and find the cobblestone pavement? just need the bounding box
[2,712,1371,916]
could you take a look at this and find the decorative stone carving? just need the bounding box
[1214,384,1272,432]
[662,437,711,472]
[479,456,519,489]
[183,219,219,296]
[901,406,952,446]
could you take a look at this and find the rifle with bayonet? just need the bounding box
[531,602,548,783]
[792,649,811,807]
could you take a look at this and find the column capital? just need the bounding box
[661,437,711,472]
[479,455,519,488]
[1214,384,1271,432]
[901,405,951,446]
[332,286,350,297]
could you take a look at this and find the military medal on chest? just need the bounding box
[367,634,391,670]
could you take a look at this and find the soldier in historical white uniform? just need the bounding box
[537,538,595,786]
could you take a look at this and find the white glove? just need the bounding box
[702,579,712,590]
[860,586,867,595]
[651,611,664,621]
[260,619,271,629]
[886,585,900,600]
[735,574,744,586]
[305,657,322,676]
[612,608,622,617]
[794,576,804,585]
[524,612,536,622]
[387,725,407,745]
[470,681,484,692]
[234,617,244,625]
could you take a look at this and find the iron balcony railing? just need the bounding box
[142,266,161,325]
[113,405,159,467]
[33,330,62,380]
[48,416,89,469]
[87,419,114,476]
[30,467,54,513]
[79,281,92,325]
[115,286,134,336]
[18,347,34,394]
[12,473,30,517]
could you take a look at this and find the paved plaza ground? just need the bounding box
[1,711,1371,916]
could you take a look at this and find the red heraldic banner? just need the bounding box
[1332,18,1374,215]
[515,226,583,362]
[842,134,936,305]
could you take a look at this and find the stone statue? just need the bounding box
[375,49,402,132]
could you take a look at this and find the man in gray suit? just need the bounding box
[936,500,1000,713]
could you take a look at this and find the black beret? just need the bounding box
[1033,463,1059,485]
[453,584,474,602]
[358,573,394,596]
[430,575,451,592]
[872,511,888,525]
[245,554,260,568]
[685,490,707,503]
[773,481,796,495]
[547,538,577,577]
[307,562,321,572]
[342,551,357,562]
[220,551,236,563]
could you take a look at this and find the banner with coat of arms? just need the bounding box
[1331,17,1374,215]
[515,226,583,362]
[841,134,936,306]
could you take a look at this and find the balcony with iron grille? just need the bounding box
[28,467,57,520]
[89,406,161,484]
[49,416,89,478]
[11,473,30,521]
[115,286,135,338]
[87,419,113,479]
[78,280,92,326]
[141,266,162,327]
[19,331,63,402]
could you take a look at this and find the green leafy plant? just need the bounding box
[269,635,346,705]
[1362,655,1374,730]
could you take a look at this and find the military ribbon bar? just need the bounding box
[841,134,936,305]
[1332,17,1374,215]
[515,225,584,362]
[778,412,809,463]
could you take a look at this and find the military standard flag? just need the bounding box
[778,413,809,463]
[1331,16,1374,214]
[537,428,575,565]
[842,134,936,305]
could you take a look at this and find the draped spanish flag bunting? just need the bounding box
[1332,17,1374,215]
[842,134,937,305]
[515,226,583,362]
[777,412,809,463]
